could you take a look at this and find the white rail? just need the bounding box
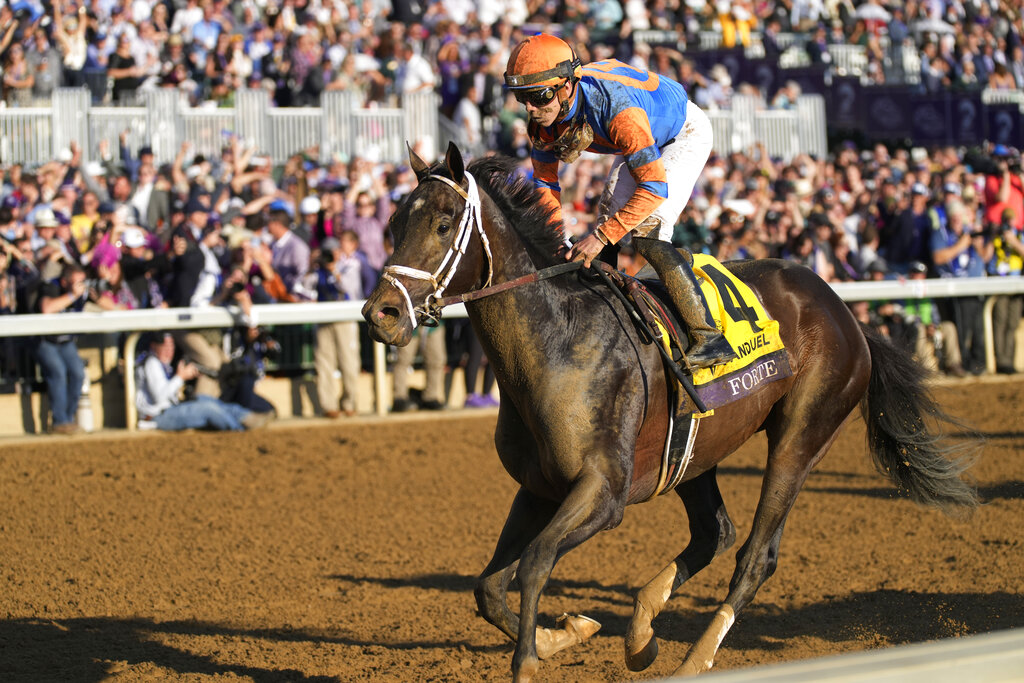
[693,627,1024,683]
[0,277,1021,428]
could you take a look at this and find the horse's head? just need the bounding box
[362,142,493,346]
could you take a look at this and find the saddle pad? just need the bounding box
[689,254,792,411]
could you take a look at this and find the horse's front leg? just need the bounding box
[511,471,623,683]
[475,487,556,642]
[475,488,603,662]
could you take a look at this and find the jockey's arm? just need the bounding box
[531,151,563,224]
[597,107,668,244]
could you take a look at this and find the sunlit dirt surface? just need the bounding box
[1,378,1021,682]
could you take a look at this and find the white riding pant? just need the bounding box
[597,99,714,242]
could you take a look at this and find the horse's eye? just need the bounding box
[438,222,452,236]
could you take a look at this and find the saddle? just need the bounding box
[600,258,793,500]
[602,268,691,370]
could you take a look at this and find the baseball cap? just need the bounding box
[268,199,294,216]
[184,197,208,214]
[84,160,106,177]
[121,227,147,248]
[908,260,928,274]
[321,236,341,251]
[942,182,961,196]
[34,208,59,228]
[866,258,889,275]
[993,144,1011,157]
[911,182,929,196]
[299,196,321,215]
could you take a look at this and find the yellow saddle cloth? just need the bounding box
[684,254,791,412]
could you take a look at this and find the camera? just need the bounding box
[226,281,245,296]
[85,278,110,296]
[254,329,281,363]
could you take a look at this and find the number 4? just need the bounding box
[701,263,762,332]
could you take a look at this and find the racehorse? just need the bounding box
[362,143,979,682]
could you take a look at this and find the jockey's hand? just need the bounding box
[566,232,605,268]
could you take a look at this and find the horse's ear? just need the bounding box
[444,141,465,184]
[407,142,430,182]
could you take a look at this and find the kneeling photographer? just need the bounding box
[212,267,279,416]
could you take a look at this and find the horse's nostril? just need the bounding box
[379,306,400,321]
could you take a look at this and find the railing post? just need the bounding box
[52,88,90,160]
[796,95,828,160]
[322,90,358,163]
[374,341,389,416]
[145,89,180,165]
[236,88,270,158]
[984,295,998,375]
[402,90,440,161]
[123,331,142,431]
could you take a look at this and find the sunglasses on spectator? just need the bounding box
[513,84,563,107]
[356,201,373,207]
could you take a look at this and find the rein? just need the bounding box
[434,261,583,307]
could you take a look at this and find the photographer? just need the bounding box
[983,146,1024,374]
[930,201,994,376]
[310,233,371,418]
[135,332,272,432]
[166,200,230,397]
[983,145,1024,236]
[214,266,277,417]
[989,207,1024,373]
[35,263,88,434]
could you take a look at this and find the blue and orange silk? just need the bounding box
[531,60,690,243]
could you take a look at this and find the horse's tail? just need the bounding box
[859,324,980,516]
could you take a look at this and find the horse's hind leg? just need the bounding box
[673,380,860,676]
[475,488,602,662]
[625,468,736,671]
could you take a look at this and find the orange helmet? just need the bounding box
[504,34,582,90]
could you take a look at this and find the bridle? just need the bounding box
[379,171,494,328]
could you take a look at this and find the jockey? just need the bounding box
[505,33,737,370]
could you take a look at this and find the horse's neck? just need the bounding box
[469,214,574,382]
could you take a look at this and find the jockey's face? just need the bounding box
[521,81,571,128]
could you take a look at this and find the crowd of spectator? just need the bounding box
[0,0,1022,435]
[3,1,1024,111]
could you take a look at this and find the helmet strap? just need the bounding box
[557,79,577,120]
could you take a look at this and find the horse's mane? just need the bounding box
[466,156,565,267]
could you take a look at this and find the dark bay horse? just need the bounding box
[362,143,978,682]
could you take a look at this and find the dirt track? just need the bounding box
[1,377,1022,683]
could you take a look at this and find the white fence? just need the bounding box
[694,627,1024,683]
[0,88,442,166]
[2,86,832,166]
[0,276,1021,430]
[705,94,827,160]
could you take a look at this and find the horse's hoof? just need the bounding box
[535,613,601,659]
[624,631,658,671]
[512,655,539,683]
[672,654,712,678]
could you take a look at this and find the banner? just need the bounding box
[985,104,1023,147]
[828,76,862,129]
[862,87,911,140]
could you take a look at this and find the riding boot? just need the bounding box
[633,236,738,370]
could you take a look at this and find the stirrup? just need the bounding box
[685,335,738,370]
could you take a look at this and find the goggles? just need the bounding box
[512,84,563,107]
